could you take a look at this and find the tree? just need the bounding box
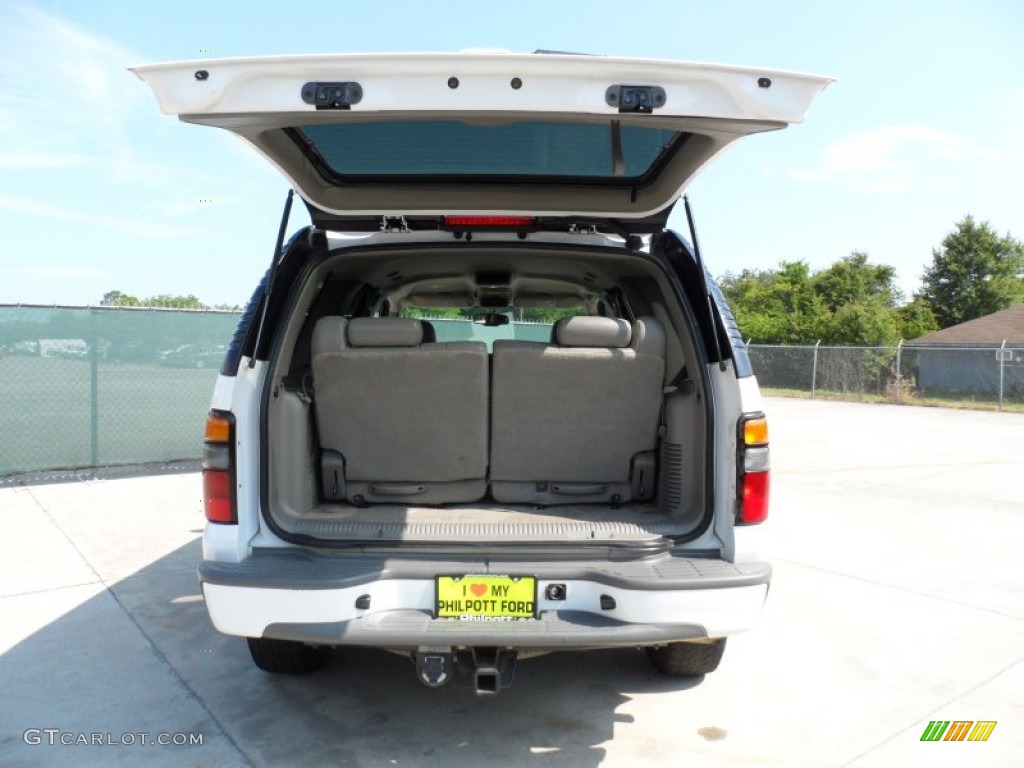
[99,291,209,309]
[101,290,140,307]
[812,251,902,312]
[823,297,900,345]
[919,216,1024,329]
[142,293,206,309]
[895,296,938,340]
[811,252,910,344]
[719,261,831,344]
[720,253,941,345]
[720,254,914,345]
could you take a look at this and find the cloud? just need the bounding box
[0,194,201,238]
[0,4,224,183]
[0,3,236,237]
[0,4,149,139]
[787,124,998,193]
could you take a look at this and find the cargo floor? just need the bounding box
[281,502,686,541]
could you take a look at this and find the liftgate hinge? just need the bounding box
[605,85,666,114]
[301,82,363,110]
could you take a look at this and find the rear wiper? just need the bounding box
[250,189,295,368]
[683,195,727,372]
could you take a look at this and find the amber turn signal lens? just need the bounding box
[743,417,768,446]
[204,412,232,443]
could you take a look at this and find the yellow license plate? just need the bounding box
[435,575,537,620]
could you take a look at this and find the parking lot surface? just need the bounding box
[1,398,1022,767]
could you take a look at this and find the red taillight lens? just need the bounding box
[203,410,236,524]
[740,471,770,524]
[442,215,536,230]
[737,412,770,525]
[203,469,235,523]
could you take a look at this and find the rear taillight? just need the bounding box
[737,413,770,525]
[442,215,537,231]
[203,410,236,524]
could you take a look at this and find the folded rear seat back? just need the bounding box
[311,316,488,504]
[490,316,666,505]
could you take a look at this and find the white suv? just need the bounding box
[135,52,829,691]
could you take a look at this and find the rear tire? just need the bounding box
[247,637,330,674]
[646,638,726,676]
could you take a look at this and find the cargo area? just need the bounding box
[262,239,712,544]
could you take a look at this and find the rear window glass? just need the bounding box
[296,121,681,179]
[399,308,582,352]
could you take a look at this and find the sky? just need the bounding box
[1,0,1022,307]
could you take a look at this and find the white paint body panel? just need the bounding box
[203,581,768,640]
[131,52,831,123]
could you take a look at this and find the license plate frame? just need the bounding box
[435,575,537,621]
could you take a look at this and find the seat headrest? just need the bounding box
[419,320,436,343]
[553,317,632,348]
[631,316,665,357]
[312,316,347,358]
[347,317,425,347]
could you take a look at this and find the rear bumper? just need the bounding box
[200,549,770,649]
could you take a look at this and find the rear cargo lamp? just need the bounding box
[442,216,536,230]
[203,410,237,524]
[737,413,770,525]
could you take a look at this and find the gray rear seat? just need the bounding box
[311,316,488,504]
[490,316,666,505]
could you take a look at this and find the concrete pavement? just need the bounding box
[1,398,1022,766]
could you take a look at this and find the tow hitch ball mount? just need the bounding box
[412,647,518,694]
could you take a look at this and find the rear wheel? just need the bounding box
[246,637,330,673]
[646,638,726,676]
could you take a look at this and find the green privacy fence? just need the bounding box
[0,305,241,479]
[0,307,557,479]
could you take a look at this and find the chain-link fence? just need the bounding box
[748,342,1024,411]
[0,305,241,480]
